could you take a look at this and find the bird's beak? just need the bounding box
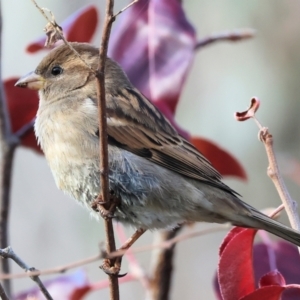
[15,72,44,90]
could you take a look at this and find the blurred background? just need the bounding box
[2,0,300,299]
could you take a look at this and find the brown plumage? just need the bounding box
[15,42,300,246]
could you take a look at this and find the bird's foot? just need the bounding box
[100,258,127,277]
[91,191,120,220]
[100,229,146,277]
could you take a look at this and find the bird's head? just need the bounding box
[15,43,104,102]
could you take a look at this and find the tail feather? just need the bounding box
[246,209,300,246]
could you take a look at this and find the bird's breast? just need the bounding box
[34,98,100,191]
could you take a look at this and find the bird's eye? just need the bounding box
[51,66,63,76]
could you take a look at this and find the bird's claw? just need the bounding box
[100,259,126,277]
[91,192,120,220]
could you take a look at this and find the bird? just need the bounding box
[15,42,300,247]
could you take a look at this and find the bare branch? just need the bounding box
[235,98,300,238]
[113,0,140,18]
[195,28,255,50]
[95,0,119,298]
[0,225,229,280]
[0,250,103,280]
[30,0,94,72]
[269,204,285,219]
[0,0,18,295]
[108,224,230,259]
[0,247,53,299]
[14,118,35,139]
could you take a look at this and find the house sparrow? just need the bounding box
[16,42,300,246]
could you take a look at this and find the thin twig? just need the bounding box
[195,28,255,50]
[258,125,300,231]
[95,0,119,299]
[0,251,104,280]
[0,225,229,280]
[30,0,94,72]
[14,118,35,139]
[235,98,300,245]
[108,224,230,259]
[0,144,16,294]
[113,0,140,18]
[0,0,19,295]
[269,204,285,219]
[0,247,53,299]
[115,224,150,290]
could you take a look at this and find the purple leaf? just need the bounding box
[253,241,300,286]
[253,241,300,300]
[109,0,196,114]
[14,269,89,300]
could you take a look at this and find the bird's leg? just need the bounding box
[101,228,146,276]
[91,190,120,220]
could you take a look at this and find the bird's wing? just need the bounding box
[102,87,237,195]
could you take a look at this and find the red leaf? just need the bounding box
[26,5,98,53]
[70,285,92,300]
[190,137,247,180]
[4,78,41,153]
[219,227,246,256]
[239,286,285,300]
[260,271,286,287]
[109,0,196,114]
[218,228,256,300]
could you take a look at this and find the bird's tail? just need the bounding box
[240,208,300,246]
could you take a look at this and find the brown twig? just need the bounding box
[31,0,94,72]
[0,247,53,299]
[259,128,300,231]
[95,0,119,299]
[0,0,19,296]
[108,224,230,259]
[195,28,255,50]
[113,0,140,18]
[235,98,300,234]
[115,224,150,290]
[0,250,103,280]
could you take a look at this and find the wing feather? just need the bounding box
[103,87,238,196]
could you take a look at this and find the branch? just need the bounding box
[108,224,230,259]
[0,225,229,280]
[115,224,150,290]
[195,28,255,50]
[0,0,18,295]
[95,0,119,299]
[31,0,94,72]
[235,98,300,234]
[14,118,35,139]
[0,250,103,280]
[0,247,53,299]
[146,227,182,300]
